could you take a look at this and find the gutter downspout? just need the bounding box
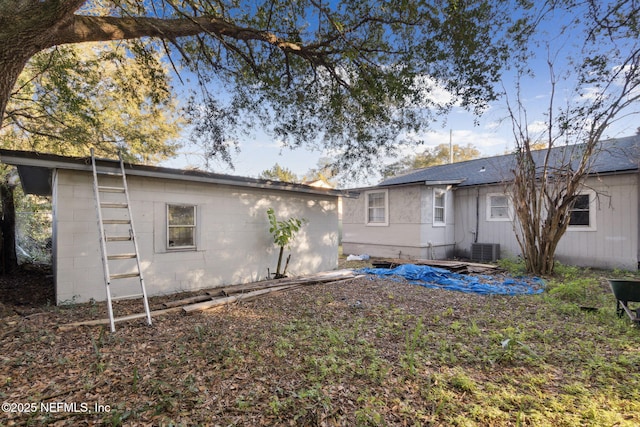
[475,187,480,244]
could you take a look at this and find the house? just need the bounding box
[303,178,334,189]
[0,149,356,304]
[342,135,640,270]
[302,178,344,243]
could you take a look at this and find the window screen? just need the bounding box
[434,190,445,223]
[490,195,509,219]
[167,204,196,248]
[569,194,590,226]
[367,192,386,224]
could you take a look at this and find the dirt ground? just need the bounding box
[0,265,55,317]
[0,262,638,426]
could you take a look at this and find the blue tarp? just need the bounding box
[358,264,544,295]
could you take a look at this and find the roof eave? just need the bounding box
[0,150,357,198]
[423,179,466,186]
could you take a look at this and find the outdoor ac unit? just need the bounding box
[471,243,500,262]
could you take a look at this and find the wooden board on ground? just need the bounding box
[212,269,358,296]
[184,270,361,313]
[57,306,188,331]
[183,284,300,313]
[58,269,360,330]
[378,258,497,274]
[162,294,213,308]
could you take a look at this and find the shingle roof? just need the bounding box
[378,135,640,188]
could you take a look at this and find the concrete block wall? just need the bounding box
[53,169,339,304]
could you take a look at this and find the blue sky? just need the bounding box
[160,2,639,187]
[164,79,638,187]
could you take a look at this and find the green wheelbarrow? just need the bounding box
[607,279,640,323]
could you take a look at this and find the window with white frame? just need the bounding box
[433,188,446,225]
[167,204,197,249]
[568,191,596,230]
[487,193,511,221]
[365,190,388,226]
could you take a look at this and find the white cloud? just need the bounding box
[577,86,605,102]
[485,121,501,131]
[527,120,548,134]
[393,128,510,159]
[412,75,455,108]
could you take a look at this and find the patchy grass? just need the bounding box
[1,263,639,426]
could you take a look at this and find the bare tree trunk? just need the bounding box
[510,148,585,275]
[0,50,35,130]
[0,180,18,274]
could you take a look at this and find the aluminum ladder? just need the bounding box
[91,149,152,332]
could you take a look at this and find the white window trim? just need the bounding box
[365,189,389,226]
[167,204,198,250]
[486,193,512,222]
[567,190,597,232]
[432,188,446,227]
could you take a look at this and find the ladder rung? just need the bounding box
[111,293,144,301]
[98,186,125,193]
[110,272,140,280]
[92,149,152,332]
[106,236,131,242]
[107,253,137,260]
[101,202,128,208]
[96,170,123,176]
[103,219,131,225]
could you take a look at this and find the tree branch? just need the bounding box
[51,14,306,53]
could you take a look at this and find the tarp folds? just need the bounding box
[359,264,544,295]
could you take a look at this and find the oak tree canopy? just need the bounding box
[0,0,518,173]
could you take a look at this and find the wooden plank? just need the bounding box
[414,260,467,268]
[57,306,188,331]
[321,275,365,286]
[218,274,366,302]
[218,280,296,295]
[215,270,357,295]
[239,284,305,302]
[162,294,213,308]
[183,285,298,313]
[58,269,359,330]
[379,258,497,273]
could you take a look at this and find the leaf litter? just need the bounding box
[1,265,639,426]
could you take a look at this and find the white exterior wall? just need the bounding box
[342,185,421,259]
[555,173,638,269]
[453,174,639,270]
[453,184,522,260]
[53,169,339,303]
[342,184,455,260]
[419,185,456,259]
[344,173,638,270]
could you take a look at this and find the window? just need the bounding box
[365,190,388,226]
[487,193,511,221]
[568,193,591,227]
[433,188,446,225]
[167,204,196,249]
[567,191,596,231]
